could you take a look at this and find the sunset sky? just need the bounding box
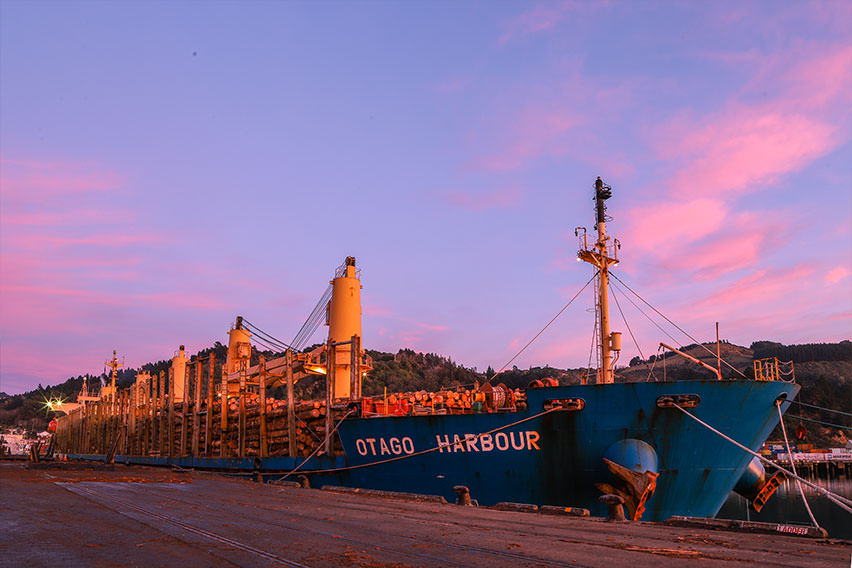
[1,1,850,395]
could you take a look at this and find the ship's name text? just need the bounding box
[353,431,541,457]
[355,437,415,456]
[436,431,540,453]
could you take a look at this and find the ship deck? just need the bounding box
[1,460,847,568]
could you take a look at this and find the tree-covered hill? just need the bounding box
[3,340,849,447]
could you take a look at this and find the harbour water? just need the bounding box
[717,477,852,540]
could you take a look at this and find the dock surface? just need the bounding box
[1,461,848,567]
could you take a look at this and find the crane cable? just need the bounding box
[242,318,292,351]
[608,280,658,381]
[484,271,598,385]
[609,272,747,379]
[291,284,333,351]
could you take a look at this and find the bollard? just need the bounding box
[452,485,472,506]
[253,458,263,483]
[599,494,626,521]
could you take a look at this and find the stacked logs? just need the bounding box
[148,397,347,457]
[60,383,536,458]
[362,385,527,416]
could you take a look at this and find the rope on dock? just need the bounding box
[672,403,852,516]
[776,402,820,529]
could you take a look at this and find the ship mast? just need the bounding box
[103,349,123,401]
[577,177,621,384]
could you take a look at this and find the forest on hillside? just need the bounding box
[2,340,849,446]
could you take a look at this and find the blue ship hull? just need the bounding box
[79,379,797,522]
[327,379,798,522]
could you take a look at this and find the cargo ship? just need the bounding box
[53,177,797,522]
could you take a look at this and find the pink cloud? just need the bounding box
[656,110,836,197]
[696,263,816,310]
[415,322,449,332]
[652,44,851,199]
[10,233,164,249]
[827,312,852,322]
[367,310,449,349]
[0,284,124,337]
[397,331,424,346]
[0,158,123,199]
[622,43,851,285]
[646,210,797,280]
[444,186,522,211]
[1,209,136,226]
[364,303,393,317]
[826,266,852,284]
[1,284,119,300]
[133,291,229,310]
[0,342,96,387]
[781,45,852,109]
[623,198,728,254]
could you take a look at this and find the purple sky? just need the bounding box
[1,1,850,395]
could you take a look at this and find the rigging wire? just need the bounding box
[584,275,599,384]
[790,400,852,418]
[250,335,286,355]
[293,310,326,351]
[783,413,852,431]
[607,278,682,351]
[291,299,324,349]
[608,280,658,381]
[291,284,333,351]
[241,318,293,351]
[485,271,598,385]
[241,331,285,352]
[609,272,748,379]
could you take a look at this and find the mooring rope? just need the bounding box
[776,402,820,528]
[277,408,356,481]
[672,403,852,515]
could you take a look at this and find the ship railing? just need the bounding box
[334,263,361,280]
[753,357,795,382]
[574,227,619,262]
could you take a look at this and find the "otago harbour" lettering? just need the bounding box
[354,431,540,457]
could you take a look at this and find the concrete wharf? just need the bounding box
[1,461,848,568]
